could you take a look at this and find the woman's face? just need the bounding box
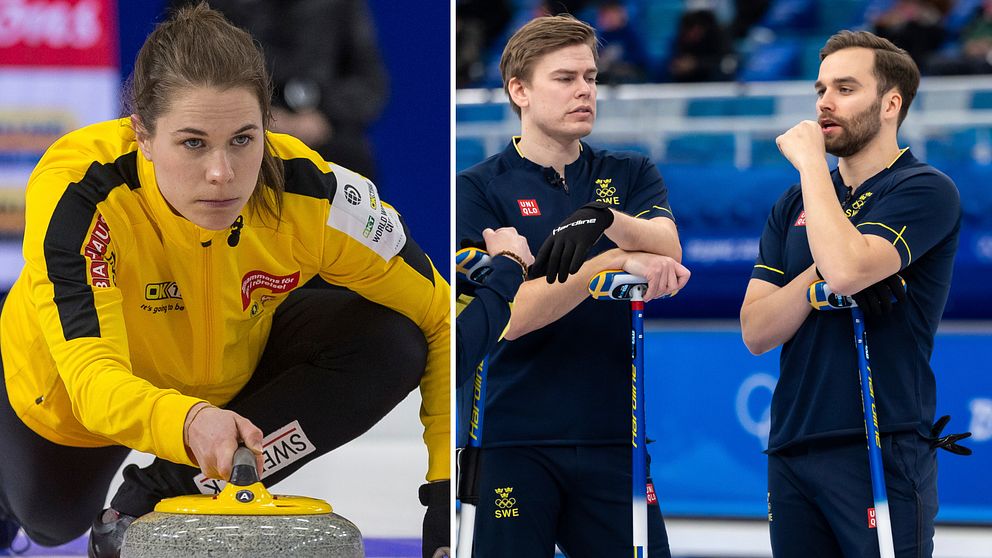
[134,86,264,231]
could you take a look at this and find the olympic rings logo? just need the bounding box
[495,497,517,508]
[596,186,616,197]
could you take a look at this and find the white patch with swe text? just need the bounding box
[193,419,317,494]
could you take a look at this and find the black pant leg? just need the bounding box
[0,373,129,546]
[112,287,427,516]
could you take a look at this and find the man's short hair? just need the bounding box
[820,30,920,127]
[499,15,599,117]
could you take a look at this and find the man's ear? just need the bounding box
[507,77,529,111]
[131,114,153,161]
[882,89,902,124]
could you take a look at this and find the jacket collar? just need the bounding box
[135,149,234,248]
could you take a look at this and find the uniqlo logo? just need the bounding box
[794,210,807,227]
[868,507,876,529]
[646,482,658,505]
[518,199,541,216]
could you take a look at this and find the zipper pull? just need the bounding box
[227,215,244,247]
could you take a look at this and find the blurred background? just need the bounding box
[0,1,447,556]
[456,0,992,556]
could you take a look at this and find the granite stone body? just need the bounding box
[121,511,364,557]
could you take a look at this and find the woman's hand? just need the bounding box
[184,403,264,480]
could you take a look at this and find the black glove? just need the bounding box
[419,480,450,558]
[850,274,907,316]
[929,415,972,456]
[531,201,614,284]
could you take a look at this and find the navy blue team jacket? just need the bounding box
[751,149,961,452]
[457,138,674,447]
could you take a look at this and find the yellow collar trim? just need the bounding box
[886,147,909,169]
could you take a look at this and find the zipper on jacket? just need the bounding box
[202,243,213,383]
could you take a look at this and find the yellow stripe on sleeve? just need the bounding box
[754,264,785,275]
[857,222,912,263]
[634,206,674,218]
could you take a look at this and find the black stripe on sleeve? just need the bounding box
[279,157,432,283]
[44,152,139,341]
[398,217,435,285]
[282,158,337,201]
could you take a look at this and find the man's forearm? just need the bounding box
[605,212,682,261]
[799,162,878,294]
[505,248,627,340]
[740,265,819,355]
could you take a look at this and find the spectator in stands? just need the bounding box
[595,0,652,83]
[170,0,387,180]
[872,0,950,69]
[730,0,771,40]
[669,9,736,82]
[457,0,513,88]
[928,0,992,75]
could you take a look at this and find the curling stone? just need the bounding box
[121,446,364,557]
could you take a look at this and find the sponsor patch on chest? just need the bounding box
[517,199,541,216]
[241,270,300,310]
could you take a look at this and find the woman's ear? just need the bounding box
[131,114,153,161]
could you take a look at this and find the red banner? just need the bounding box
[0,0,118,67]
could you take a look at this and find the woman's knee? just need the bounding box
[17,501,93,546]
[352,305,427,395]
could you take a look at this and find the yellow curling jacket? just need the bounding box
[0,118,450,480]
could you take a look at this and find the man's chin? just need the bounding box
[824,138,852,158]
[563,121,594,139]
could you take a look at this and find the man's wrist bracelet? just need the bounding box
[494,250,528,281]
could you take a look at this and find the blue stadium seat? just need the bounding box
[817,0,871,33]
[925,129,988,164]
[952,164,992,227]
[944,0,983,36]
[665,134,736,165]
[971,91,992,110]
[637,0,682,63]
[739,39,802,81]
[751,137,789,167]
[761,0,819,31]
[592,141,651,157]
[686,97,776,117]
[455,104,506,123]
[456,138,486,173]
[800,35,832,79]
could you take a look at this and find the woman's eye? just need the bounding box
[233,135,253,146]
[183,138,203,149]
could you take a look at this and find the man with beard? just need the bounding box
[740,31,965,556]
